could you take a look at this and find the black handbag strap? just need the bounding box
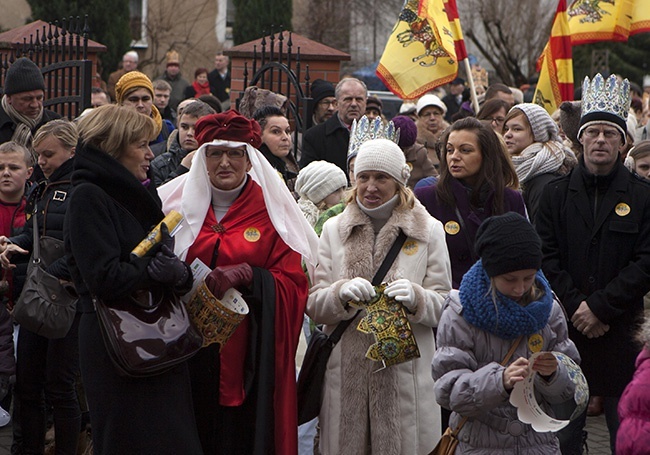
[328,230,408,344]
[31,211,41,262]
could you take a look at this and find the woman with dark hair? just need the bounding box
[476,98,510,133]
[184,68,212,99]
[415,117,526,288]
[252,105,300,198]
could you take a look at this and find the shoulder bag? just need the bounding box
[297,230,407,425]
[429,335,524,455]
[13,209,78,339]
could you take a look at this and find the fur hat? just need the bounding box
[310,79,335,106]
[416,94,447,116]
[391,115,417,148]
[4,58,45,95]
[166,50,180,66]
[475,212,542,277]
[295,161,347,204]
[239,86,287,119]
[559,101,581,146]
[511,103,559,143]
[115,71,154,104]
[194,110,262,148]
[354,138,410,186]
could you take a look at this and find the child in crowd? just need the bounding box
[432,212,581,454]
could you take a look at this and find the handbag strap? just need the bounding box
[450,335,524,435]
[328,230,408,345]
[31,211,41,262]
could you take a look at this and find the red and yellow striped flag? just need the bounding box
[534,0,573,114]
[567,0,633,45]
[444,0,468,61]
[630,0,650,36]
[377,0,459,99]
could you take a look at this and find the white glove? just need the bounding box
[339,277,376,302]
[385,279,416,312]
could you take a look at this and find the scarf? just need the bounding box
[511,141,577,184]
[459,260,553,339]
[1,95,43,155]
[192,80,211,98]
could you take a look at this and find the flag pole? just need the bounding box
[463,59,480,115]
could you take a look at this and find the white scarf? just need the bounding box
[511,141,576,184]
[1,95,43,155]
[157,140,319,277]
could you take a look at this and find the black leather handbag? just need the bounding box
[296,231,407,425]
[94,287,203,377]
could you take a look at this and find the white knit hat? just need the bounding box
[511,103,559,143]
[295,160,347,204]
[354,138,411,186]
[416,94,447,116]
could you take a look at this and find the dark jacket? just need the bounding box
[259,143,299,198]
[150,133,187,187]
[536,161,650,396]
[64,144,202,454]
[0,107,60,145]
[415,178,526,288]
[157,72,190,111]
[300,113,350,175]
[208,69,230,103]
[521,172,559,224]
[11,158,74,280]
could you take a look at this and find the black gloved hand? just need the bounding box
[205,263,253,299]
[146,224,188,286]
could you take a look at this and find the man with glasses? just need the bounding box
[309,79,336,127]
[107,51,139,101]
[415,93,448,170]
[536,74,650,455]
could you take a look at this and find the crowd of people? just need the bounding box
[0,46,647,455]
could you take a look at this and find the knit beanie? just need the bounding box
[391,115,418,148]
[366,96,383,114]
[310,79,335,105]
[474,212,542,277]
[295,160,347,204]
[511,103,559,143]
[4,58,45,95]
[115,71,154,104]
[354,138,411,186]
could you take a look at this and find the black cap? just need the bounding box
[4,58,45,95]
[451,77,465,86]
[475,212,542,277]
[310,79,335,105]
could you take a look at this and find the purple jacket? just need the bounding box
[415,178,526,287]
[617,349,650,454]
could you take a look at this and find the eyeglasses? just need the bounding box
[583,127,620,139]
[206,148,247,159]
[318,100,336,107]
[489,116,505,125]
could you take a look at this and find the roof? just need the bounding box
[0,20,107,53]
[226,31,350,62]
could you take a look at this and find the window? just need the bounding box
[130,0,148,48]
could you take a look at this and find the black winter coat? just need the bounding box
[536,161,650,396]
[0,107,60,145]
[64,144,203,454]
[300,113,350,176]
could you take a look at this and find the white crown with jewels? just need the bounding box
[348,115,400,158]
[581,73,630,122]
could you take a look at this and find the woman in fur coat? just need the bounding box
[307,138,452,455]
[432,213,581,454]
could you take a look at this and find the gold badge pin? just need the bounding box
[615,203,631,217]
[528,334,543,353]
[444,221,460,235]
[402,240,419,255]
[243,227,261,242]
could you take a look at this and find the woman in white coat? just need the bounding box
[307,138,452,455]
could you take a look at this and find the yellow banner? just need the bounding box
[568,0,633,44]
[377,0,458,99]
[631,0,650,35]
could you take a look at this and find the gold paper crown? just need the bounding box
[348,116,400,158]
[471,66,488,89]
[580,74,630,136]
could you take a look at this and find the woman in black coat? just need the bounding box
[65,105,203,454]
[1,120,80,455]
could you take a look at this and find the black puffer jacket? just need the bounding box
[10,157,74,280]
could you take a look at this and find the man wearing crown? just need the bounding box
[536,74,650,454]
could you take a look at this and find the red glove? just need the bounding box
[205,263,253,299]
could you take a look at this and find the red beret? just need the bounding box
[195,110,262,148]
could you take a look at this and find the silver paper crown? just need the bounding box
[581,73,630,123]
[348,115,400,158]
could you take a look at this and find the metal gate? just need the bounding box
[0,16,92,120]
